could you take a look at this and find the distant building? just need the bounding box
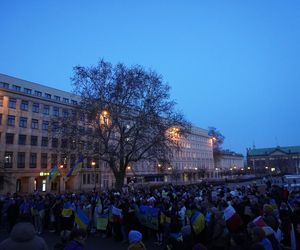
[0,73,214,193]
[214,150,244,177]
[247,146,300,174]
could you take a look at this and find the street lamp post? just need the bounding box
[91,161,96,190]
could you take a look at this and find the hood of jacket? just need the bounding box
[10,222,35,242]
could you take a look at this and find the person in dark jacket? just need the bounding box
[0,222,48,250]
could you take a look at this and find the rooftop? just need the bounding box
[247,146,300,156]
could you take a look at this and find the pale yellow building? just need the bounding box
[0,73,214,193]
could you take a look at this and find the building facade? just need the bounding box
[214,150,244,177]
[247,146,300,174]
[0,73,214,193]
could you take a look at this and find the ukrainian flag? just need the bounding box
[64,156,83,182]
[48,165,59,182]
[75,207,90,229]
[191,211,205,235]
[62,202,73,217]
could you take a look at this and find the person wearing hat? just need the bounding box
[128,230,146,250]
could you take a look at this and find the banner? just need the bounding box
[97,214,109,231]
[136,205,159,230]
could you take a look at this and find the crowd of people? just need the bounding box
[0,178,300,250]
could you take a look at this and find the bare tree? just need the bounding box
[53,60,190,189]
[208,127,225,163]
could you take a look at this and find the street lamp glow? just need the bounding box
[167,167,172,170]
[91,161,96,166]
[230,168,233,171]
[59,164,64,169]
[247,167,251,170]
[127,166,131,170]
[241,168,244,171]
[265,166,269,169]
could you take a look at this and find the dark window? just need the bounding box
[63,98,69,103]
[54,96,60,101]
[45,93,51,99]
[41,137,48,147]
[51,154,58,166]
[8,98,16,109]
[19,117,27,128]
[87,174,90,184]
[61,139,68,148]
[12,85,21,91]
[31,136,38,146]
[30,153,37,168]
[53,107,59,117]
[20,100,28,111]
[52,122,58,132]
[80,113,85,121]
[43,105,50,115]
[0,114,2,125]
[18,134,26,145]
[7,115,15,126]
[71,100,78,105]
[4,152,13,168]
[32,103,39,113]
[1,82,9,88]
[6,133,14,144]
[31,119,38,129]
[34,90,42,97]
[0,96,3,106]
[42,121,49,130]
[52,138,58,148]
[70,154,76,168]
[41,153,48,168]
[17,152,25,168]
[24,88,32,94]
[62,109,69,118]
[83,174,86,185]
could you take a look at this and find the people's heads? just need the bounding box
[128,230,142,244]
[70,228,87,244]
[263,204,273,215]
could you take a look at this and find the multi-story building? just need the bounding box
[0,73,214,193]
[247,146,300,174]
[214,150,244,177]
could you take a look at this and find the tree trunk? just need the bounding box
[114,171,125,190]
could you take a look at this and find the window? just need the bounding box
[43,105,50,115]
[41,137,48,147]
[19,117,27,128]
[53,107,59,117]
[61,139,68,148]
[42,121,49,130]
[31,136,38,146]
[52,138,58,148]
[31,119,38,129]
[62,109,69,118]
[17,152,25,168]
[32,103,39,113]
[18,134,26,145]
[8,98,16,109]
[51,154,58,165]
[30,153,37,168]
[54,96,60,101]
[6,133,14,144]
[0,82,9,88]
[63,98,69,103]
[45,93,51,99]
[41,153,48,168]
[20,100,28,111]
[87,174,90,184]
[7,115,15,126]
[12,85,21,92]
[83,174,86,185]
[24,88,32,94]
[52,122,58,132]
[4,152,13,168]
[71,100,78,105]
[0,114,2,125]
[0,96,3,106]
[70,154,76,168]
[34,90,42,97]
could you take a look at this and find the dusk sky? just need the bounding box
[1,1,299,155]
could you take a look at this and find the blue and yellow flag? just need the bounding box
[75,207,90,229]
[191,211,205,235]
[62,202,73,217]
[64,156,83,182]
[48,165,59,182]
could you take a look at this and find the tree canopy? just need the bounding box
[53,60,190,189]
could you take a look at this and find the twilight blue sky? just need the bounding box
[1,1,300,155]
